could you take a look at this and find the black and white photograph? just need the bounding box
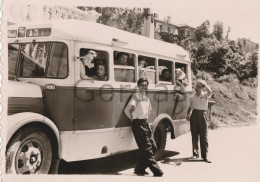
[1,0,260,181]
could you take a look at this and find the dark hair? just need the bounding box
[96,62,107,71]
[93,59,105,65]
[117,52,129,59]
[137,77,149,86]
[162,68,170,75]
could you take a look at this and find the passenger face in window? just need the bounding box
[181,66,185,73]
[97,64,106,78]
[91,63,107,81]
[138,59,147,68]
[115,53,129,65]
[175,68,186,80]
[82,50,97,65]
[160,69,171,81]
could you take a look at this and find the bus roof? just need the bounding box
[8,19,190,62]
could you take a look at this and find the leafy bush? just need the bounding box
[208,120,218,130]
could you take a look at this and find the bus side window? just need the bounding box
[8,44,19,79]
[174,62,189,90]
[47,42,68,78]
[114,51,135,82]
[175,62,188,79]
[18,42,50,78]
[80,48,109,81]
[158,59,173,84]
[138,55,156,84]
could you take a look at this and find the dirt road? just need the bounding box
[5,124,260,182]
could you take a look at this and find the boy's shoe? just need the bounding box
[153,171,164,177]
[190,155,199,159]
[134,170,149,175]
[203,158,212,163]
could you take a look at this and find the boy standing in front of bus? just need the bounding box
[124,78,164,177]
[187,79,212,163]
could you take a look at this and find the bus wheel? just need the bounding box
[154,123,167,161]
[6,126,52,174]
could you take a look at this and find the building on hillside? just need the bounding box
[153,16,196,41]
[238,38,259,53]
[154,16,178,35]
[176,24,196,41]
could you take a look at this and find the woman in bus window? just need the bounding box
[80,50,97,79]
[91,62,107,81]
[174,68,188,90]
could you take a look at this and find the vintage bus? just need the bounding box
[6,19,191,174]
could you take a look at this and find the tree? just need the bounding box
[225,26,231,39]
[246,50,258,78]
[194,20,211,41]
[159,32,183,46]
[78,7,144,35]
[213,21,224,41]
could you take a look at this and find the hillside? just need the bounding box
[192,72,258,128]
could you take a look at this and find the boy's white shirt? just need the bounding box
[124,92,151,120]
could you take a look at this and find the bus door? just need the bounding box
[74,46,114,130]
[72,44,122,160]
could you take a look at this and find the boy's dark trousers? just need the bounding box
[190,109,208,159]
[131,119,163,175]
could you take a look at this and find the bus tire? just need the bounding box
[154,123,167,161]
[6,126,53,174]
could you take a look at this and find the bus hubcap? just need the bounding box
[17,142,42,174]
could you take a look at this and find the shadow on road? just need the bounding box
[58,150,180,174]
[161,157,204,166]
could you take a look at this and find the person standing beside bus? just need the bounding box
[187,79,212,163]
[124,78,164,177]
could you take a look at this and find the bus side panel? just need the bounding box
[75,88,114,130]
[43,86,74,131]
[172,92,190,120]
[157,91,175,117]
[147,91,159,123]
[113,90,132,127]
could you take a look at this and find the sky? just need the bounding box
[151,0,260,43]
[5,0,260,43]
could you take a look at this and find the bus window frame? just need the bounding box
[17,41,51,78]
[137,54,157,85]
[79,47,110,82]
[8,43,20,77]
[46,41,69,79]
[113,50,137,83]
[158,58,174,85]
[173,59,191,91]
[13,41,70,79]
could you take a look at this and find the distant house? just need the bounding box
[176,24,196,40]
[154,16,195,41]
[154,16,178,35]
[238,38,259,53]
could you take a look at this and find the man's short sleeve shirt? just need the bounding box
[190,92,209,111]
